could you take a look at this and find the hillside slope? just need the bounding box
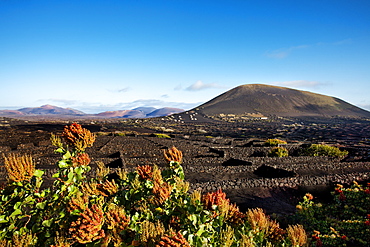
[17,105,85,115]
[196,84,370,118]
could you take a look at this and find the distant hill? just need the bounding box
[133,107,157,115]
[146,107,185,118]
[97,107,184,118]
[3,84,367,120]
[0,105,184,119]
[195,84,370,118]
[0,110,25,116]
[4,105,85,116]
[95,110,146,118]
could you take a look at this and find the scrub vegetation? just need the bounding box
[0,124,367,246]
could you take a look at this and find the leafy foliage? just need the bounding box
[292,182,370,246]
[268,147,289,157]
[300,144,349,158]
[152,133,171,138]
[0,123,309,246]
[264,139,287,147]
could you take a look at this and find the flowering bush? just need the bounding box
[0,123,309,246]
[293,182,370,246]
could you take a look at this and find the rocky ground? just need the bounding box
[0,116,370,216]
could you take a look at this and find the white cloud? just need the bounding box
[275,80,323,88]
[186,80,223,91]
[106,87,131,93]
[174,84,183,91]
[358,104,370,111]
[317,39,352,46]
[117,87,131,93]
[119,99,199,110]
[36,98,80,106]
[36,99,201,114]
[0,105,23,110]
[333,39,352,45]
[265,45,309,59]
[266,39,351,59]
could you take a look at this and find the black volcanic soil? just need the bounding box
[1,116,370,216]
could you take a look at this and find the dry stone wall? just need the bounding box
[1,134,369,194]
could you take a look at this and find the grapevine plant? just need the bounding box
[299,144,348,158]
[268,147,289,157]
[264,139,287,147]
[0,123,310,246]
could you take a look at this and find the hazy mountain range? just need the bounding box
[1,84,370,120]
[0,104,184,118]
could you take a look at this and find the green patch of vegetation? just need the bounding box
[0,124,367,246]
[300,144,349,158]
[152,133,171,138]
[268,147,289,157]
[95,131,111,136]
[291,182,370,246]
[264,138,288,146]
[0,123,308,246]
[110,132,125,136]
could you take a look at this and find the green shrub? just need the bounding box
[292,182,370,246]
[96,131,110,136]
[114,132,126,136]
[264,139,287,146]
[152,133,171,138]
[300,144,348,158]
[268,147,289,157]
[0,123,309,246]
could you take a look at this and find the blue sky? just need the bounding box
[1,0,369,113]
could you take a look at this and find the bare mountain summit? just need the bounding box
[17,105,85,115]
[196,84,370,118]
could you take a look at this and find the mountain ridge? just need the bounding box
[0,105,185,119]
[194,84,370,118]
[18,104,85,116]
[1,84,369,119]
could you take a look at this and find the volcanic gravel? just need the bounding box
[1,119,370,214]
